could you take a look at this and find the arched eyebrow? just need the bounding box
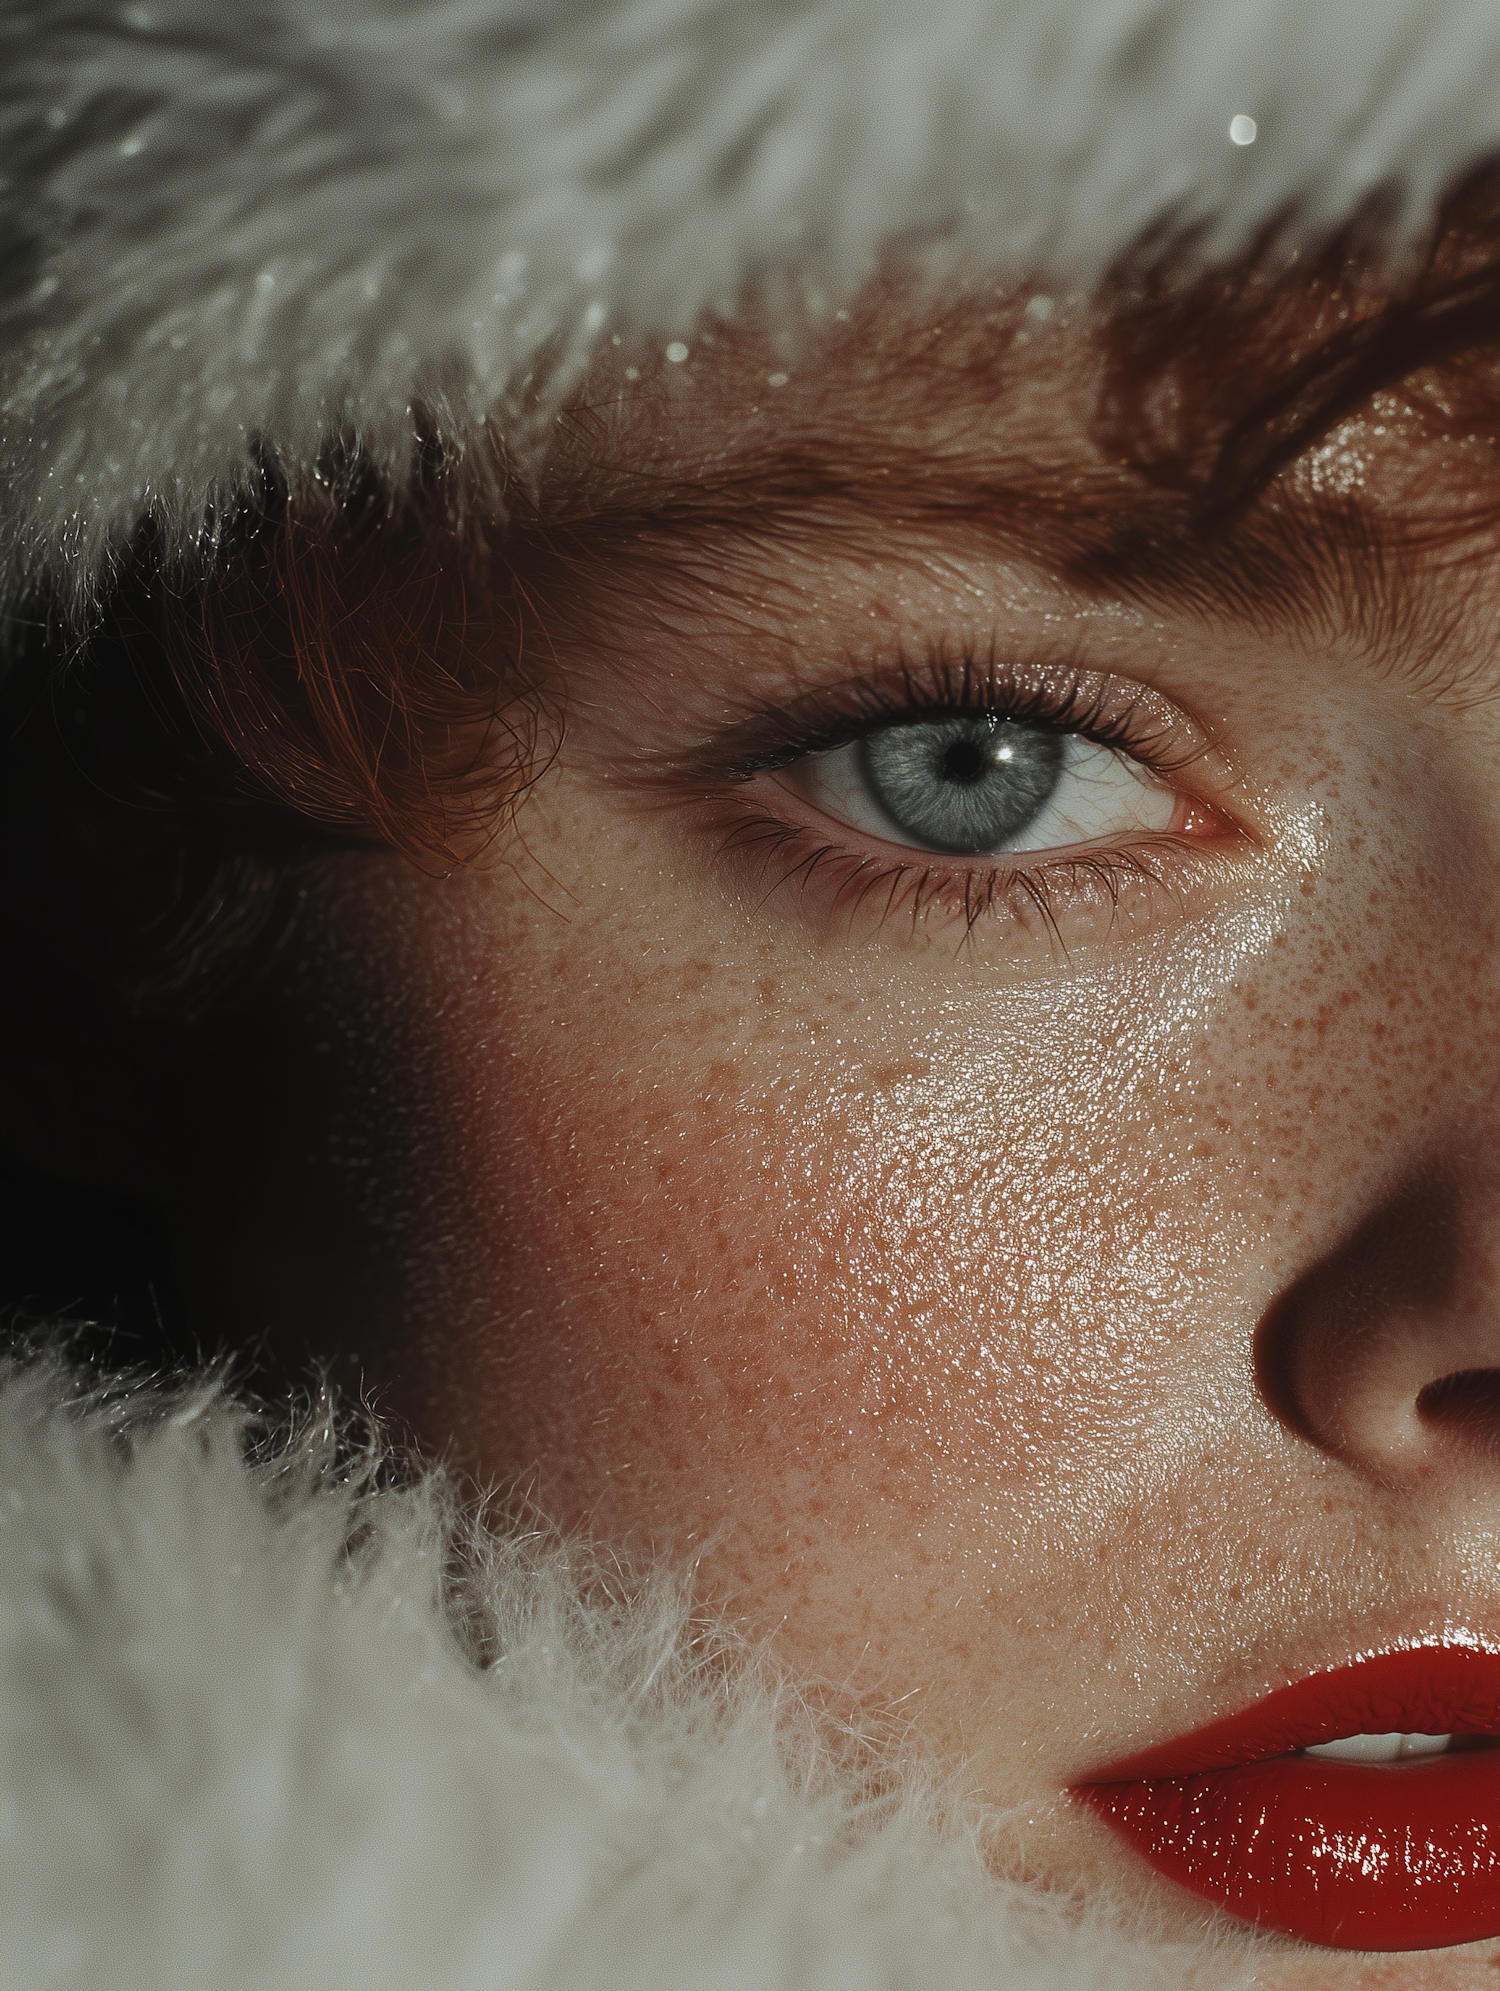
[538,425,1497,704]
[541,201,1500,702]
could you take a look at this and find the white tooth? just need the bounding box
[1396,1732,1453,1759]
[1304,1731,1452,1763]
[1305,1732,1402,1762]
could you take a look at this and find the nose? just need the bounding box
[1256,1170,1500,1483]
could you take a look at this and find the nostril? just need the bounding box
[1416,1369,1500,1448]
[1251,1169,1500,1478]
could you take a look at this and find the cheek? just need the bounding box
[297,726,1490,1680]
[379,893,1284,1553]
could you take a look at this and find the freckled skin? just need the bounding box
[165,324,1500,1985]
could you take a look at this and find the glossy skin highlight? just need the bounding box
[135,302,1500,1982]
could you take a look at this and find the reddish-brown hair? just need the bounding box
[158,508,548,869]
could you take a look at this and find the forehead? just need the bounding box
[560,284,1104,501]
[552,256,1497,540]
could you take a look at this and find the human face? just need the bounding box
[179,290,1500,1982]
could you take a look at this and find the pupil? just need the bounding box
[942,740,988,783]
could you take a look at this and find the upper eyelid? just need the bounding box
[704,663,1216,787]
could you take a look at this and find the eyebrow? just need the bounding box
[542,429,1495,704]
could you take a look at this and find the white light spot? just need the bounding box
[119,134,144,156]
[1024,294,1053,321]
[766,371,789,388]
[1229,114,1258,146]
[665,341,689,364]
[623,365,640,382]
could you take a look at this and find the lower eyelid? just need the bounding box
[707,783,1245,961]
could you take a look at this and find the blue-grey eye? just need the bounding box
[779,714,1177,856]
[859,716,1064,854]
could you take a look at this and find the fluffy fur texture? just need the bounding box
[1,1351,1247,1991]
[3,0,1500,628]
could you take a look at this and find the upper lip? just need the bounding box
[1077,1638,1500,1783]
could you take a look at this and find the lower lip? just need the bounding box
[1073,1645,1500,1951]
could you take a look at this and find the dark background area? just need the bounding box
[1,1157,196,1369]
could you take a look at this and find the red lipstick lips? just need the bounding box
[1073,1643,1500,1951]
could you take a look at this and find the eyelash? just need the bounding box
[693,652,1227,948]
[716,657,1190,782]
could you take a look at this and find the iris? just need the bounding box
[859,717,1065,854]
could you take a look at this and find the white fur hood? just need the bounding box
[0,1352,1246,1991]
[3,0,1500,630]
